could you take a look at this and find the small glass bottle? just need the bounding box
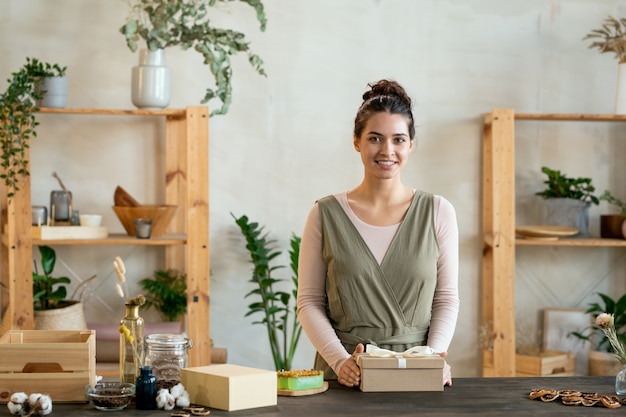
[119,303,144,384]
[135,365,157,410]
[144,333,193,390]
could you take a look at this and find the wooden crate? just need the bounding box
[516,350,575,377]
[0,330,96,403]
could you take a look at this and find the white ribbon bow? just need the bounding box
[364,345,438,369]
[365,345,437,357]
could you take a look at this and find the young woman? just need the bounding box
[297,79,459,388]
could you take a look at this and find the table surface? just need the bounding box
[48,376,621,416]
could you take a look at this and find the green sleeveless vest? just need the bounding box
[314,191,439,378]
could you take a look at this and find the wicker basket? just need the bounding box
[34,301,88,330]
[112,205,177,237]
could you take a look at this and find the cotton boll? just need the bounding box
[10,392,28,405]
[37,394,53,415]
[163,392,176,411]
[7,401,25,416]
[156,389,171,409]
[28,393,41,406]
[169,383,185,399]
[7,392,29,415]
[175,391,190,408]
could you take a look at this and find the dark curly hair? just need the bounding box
[353,79,415,141]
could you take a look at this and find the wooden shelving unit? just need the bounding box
[0,106,211,367]
[481,108,626,377]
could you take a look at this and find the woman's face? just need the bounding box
[354,112,413,180]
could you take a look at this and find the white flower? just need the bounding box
[175,391,190,408]
[169,383,185,398]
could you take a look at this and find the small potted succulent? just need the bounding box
[535,166,599,237]
[599,190,626,239]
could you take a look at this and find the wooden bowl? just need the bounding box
[112,205,177,237]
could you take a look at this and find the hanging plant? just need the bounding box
[0,58,67,198]
[119,0,267,116]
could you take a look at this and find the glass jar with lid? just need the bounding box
[143,333,193,390]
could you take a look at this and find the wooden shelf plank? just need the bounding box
[516,238,626,247]
[483,112,626,122]
[38,107,187,117]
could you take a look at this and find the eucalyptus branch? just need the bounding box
[584,16,626,63]
[119,0,267,116]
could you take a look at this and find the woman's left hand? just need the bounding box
[439,352,452,386]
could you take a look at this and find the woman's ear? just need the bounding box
[354,136,360,152]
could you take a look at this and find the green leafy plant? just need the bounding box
[232,213,302,371]
[139,269,187,322]
[535,166,600,204]
[0,58,67,198]
[599,190,626,215]
[570,292,626,353]
[584,16,626,63]
[119,0,267,116]
[32,245,71,310]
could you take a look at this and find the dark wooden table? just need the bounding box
[49,376,621,416]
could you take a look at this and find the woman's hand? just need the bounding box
[337,343,364,387]
[440,352,452,386]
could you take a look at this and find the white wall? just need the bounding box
[2,0,626,377]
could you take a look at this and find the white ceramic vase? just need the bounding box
[131,49,171,109]
[615,63,626,114]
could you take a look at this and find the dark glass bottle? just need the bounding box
[135,365,157,410]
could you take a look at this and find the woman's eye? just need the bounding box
[368,136,381,142]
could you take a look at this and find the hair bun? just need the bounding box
[362,79,412,108]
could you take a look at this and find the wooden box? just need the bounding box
[356,353,444,392]
[0,330,97,403]
[516,350,575,377]
[181,364,277,411]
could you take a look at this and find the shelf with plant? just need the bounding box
[0,58,66,199]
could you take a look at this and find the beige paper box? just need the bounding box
[181,364,277,411]
[357,353,444,392]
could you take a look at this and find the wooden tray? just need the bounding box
[278,381,329,397]
[32,226,108,240]
[515,225,578,240]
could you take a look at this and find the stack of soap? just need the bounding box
[277,369,324,391]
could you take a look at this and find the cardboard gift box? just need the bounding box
[357,353,444,392]
[181,364,277,411]
[0,330,96,403]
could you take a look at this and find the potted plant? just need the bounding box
[570,292,626,375]
[535,166,599,237]
[0,58,67,198]
[232,213,302,371]
[599,190,626,239]
[33,245,95,330]
[139,268,187,323]
[583,16,626,113]
[119,0,267,115]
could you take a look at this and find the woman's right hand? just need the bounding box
[337,343,364,387]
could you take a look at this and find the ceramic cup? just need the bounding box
[80,214,102,227]
[134,218,153,239]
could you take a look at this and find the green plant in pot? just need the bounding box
[33,245,94,329]
[0,58,67,199]
[570,292,626,375]
[232,213,302,371]
[139,268,187,322]
[535,166,599,237]
[119,0,267,116]
[599,190,626,239]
